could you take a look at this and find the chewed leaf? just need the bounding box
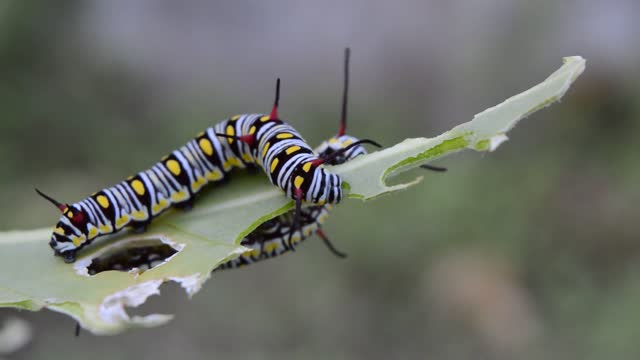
[335,56,586,200]
[0,56,585,335]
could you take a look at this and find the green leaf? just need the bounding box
[0,56,585,335]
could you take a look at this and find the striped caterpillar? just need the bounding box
[37,50,381,264]
[216,49,446,270]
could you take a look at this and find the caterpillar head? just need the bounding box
[315,135,367,165]
[36,189,89,263]
[305,137,381,205]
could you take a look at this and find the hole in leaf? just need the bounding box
[86,239,179,276]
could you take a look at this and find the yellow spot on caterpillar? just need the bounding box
[88,227,99,239]
[270,158,279,173]
[99,224,112,233]
[329,138,339,144]
[96,195,109,209]
[262,142,271,158]
[318,213,329,223]
[54,227,65,235]
[171,190,188,202]
[166,159,181,176]
[231,115,241,121]
[343,139,353,146]
[206,169,223,181]
[265,242,279,253]
[249,126,257,135]
[291,234,301,244]
[66,211,73,219]
[317,199,326,205]
[72,236,85,247]
[260,115,270,122]
[242,153,253,163]
[303,226,313,236]
[294,176,304,189]
[152,199,170,214]
[302,162,312,172]
[226,125,235,144]
[276,133,293,139]
[131,180,146,196]
[199,138,213,156]
[285,146,300,155]
[191,177,206,192]
[249,249,260,257]
[131,210,147,221]
[116,215,130,229]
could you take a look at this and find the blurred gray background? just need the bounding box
[1,0,639,359]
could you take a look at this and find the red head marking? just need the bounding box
[72,211,84,225]
[269,78,281,120]
[238,134,256,146]
[214,133,256,146]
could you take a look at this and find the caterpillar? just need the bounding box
[216,49,446,270]
[215,134,363,271]
[37,50,381,264]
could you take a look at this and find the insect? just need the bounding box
[216,48,446,270]
[36,50,381,263]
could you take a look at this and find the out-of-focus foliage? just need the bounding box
[0,317,31,356]
[0,1,638,359]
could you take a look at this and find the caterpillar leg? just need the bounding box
[316,229,347,258]
[174,200,194,211]
[259,238,268,259]
[245,164,260,175]
[74,322,80,337]
[131,221,149,234]
[286,188,303,252]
